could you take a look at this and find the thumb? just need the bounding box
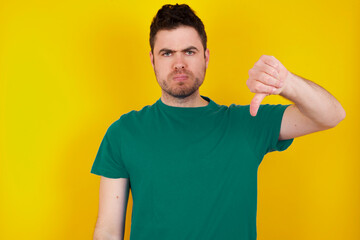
[250,93,267,117]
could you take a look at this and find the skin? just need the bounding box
[150,26,210,107]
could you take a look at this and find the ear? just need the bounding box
[149,51,155,69]
[205,48,210,69]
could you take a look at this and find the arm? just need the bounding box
[246,55,346,140]
[278,72,345,140]
[93,176,130,240]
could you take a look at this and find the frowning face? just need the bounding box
[150,25,209,99]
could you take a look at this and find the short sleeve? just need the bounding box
[90,121,129,179]
[250,104,294,158]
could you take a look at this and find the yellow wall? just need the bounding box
[1,0,358,239]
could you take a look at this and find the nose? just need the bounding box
[173,54,186,70]
[174,64,185,70]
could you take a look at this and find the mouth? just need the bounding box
[173,74,188,81]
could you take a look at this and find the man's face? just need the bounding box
[150,26,210,99]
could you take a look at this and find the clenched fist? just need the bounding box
[246,55,291,116]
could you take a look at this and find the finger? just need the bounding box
[250,93,267,117]
[255,62,280,80]
[262,55,279,72]
[251,80,276,94]
[257,71,282,88]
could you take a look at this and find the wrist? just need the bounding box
[279,72,298,100]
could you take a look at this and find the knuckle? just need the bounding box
[263,56,275,66]
[254,83,261,92]
[267,73,273,81]
[259,55,266,62]
[270,68,277,76]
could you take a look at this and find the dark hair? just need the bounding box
[149,4,207,53]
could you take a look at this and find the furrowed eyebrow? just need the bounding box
[182,46,199,52]
[158,46,199,55]
[158,48,173,55]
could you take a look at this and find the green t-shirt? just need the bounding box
[91,95,293,240]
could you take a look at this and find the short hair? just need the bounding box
[149,4,207,53]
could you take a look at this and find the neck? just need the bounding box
[160,91,209,107]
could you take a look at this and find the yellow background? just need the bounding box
[1,0,359,239]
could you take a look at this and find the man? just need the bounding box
[90,4,345,240]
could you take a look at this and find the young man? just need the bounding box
[90,4,345,240]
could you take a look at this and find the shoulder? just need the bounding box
[122,103,157,122]
[108,103,157,131]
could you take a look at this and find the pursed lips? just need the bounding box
[173,74,188,81]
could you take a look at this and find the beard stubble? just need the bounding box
[159,68,205,99]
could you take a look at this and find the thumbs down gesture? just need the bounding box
[246,55,291,116]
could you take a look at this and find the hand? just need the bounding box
[246,55,290,116]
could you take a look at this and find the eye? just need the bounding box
[162,51,172,57]
[185,51,195,56]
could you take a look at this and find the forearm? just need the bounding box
[280,72,346,128]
